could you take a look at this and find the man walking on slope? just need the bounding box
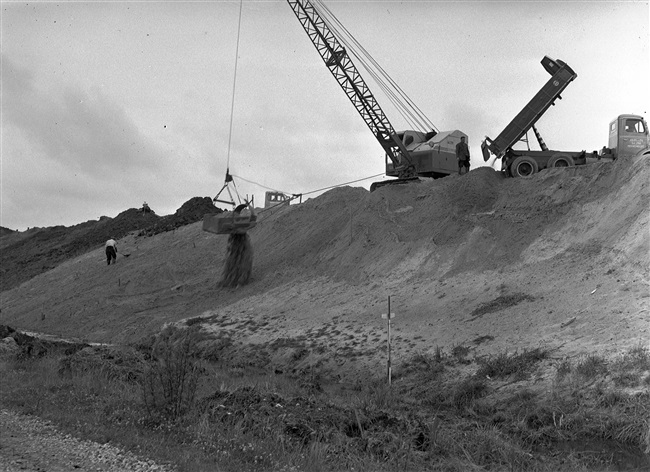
[105,238,118,265]
[456,136,470,175]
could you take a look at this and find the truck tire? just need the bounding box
[548,154,575,167]
[510,156,539,178]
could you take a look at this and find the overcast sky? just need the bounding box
[2,0,648,231]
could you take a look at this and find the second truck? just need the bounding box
[482,56,649,177]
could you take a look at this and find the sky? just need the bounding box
[1,0,648,231]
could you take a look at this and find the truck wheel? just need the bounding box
[548,154,575,167]
[510,156,539,178]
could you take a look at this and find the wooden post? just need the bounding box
[387,295,392,385]
[382,296,395,386]
[349,207,352,246]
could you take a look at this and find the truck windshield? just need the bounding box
[624,119,645,134]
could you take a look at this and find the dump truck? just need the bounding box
[481,56,586,177]
[482,56,649,177]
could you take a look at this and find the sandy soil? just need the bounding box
[1,155,648,381]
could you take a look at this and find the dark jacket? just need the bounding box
[456,141,470,160]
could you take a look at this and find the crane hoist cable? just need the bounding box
[312,0,438,133]
[299,172,385,196]
[232,171,384,196]
[213,0,247,209]
[230,171,385,214]
[205,0,258,237]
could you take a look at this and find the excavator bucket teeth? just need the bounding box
[203,212,257,235]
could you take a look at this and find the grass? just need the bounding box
[476,347,549,380]
[1,334,649,472]
[574,354,609,380]
[555,345,650,388]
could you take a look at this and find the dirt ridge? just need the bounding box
[0,157,648,379]
[0,197,220,292]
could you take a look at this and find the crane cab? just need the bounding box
[265,191,291,208]
[385,129,468,178]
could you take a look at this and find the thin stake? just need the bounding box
[387,295,392,385]
[349,207,352,246]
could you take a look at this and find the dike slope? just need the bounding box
[1,156,648,380]
[0,197,219,292]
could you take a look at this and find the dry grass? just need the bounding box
[476,347,549,380]
[1,340,649,472]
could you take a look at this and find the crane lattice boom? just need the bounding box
[287,0,414,175]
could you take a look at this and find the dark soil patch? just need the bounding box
[469,293,535,320]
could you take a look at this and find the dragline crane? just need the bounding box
[287,0,469,190]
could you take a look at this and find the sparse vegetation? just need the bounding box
[397,351,445,380]
[4,335,649,472]
[555,344,650,390]
[574,353,609,380]
[450,344,471,363]
[452,377,488,410]
[612,343,650,372]
[141,325,203,420]
[476,347,549,380]
[555,358,573,381]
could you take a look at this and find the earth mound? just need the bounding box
[0,156,648,380]
[0,197,221,292]
[137,196,221,237]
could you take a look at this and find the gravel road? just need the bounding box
[0,410,176,472]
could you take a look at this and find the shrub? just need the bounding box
[141,325,203,420]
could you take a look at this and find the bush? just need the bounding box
[141,325,203,420]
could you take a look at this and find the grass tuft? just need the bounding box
[476,348,549,380]
[452,378,488,410]
[574,354,608,380]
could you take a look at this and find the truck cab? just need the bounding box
[599,115,650,159]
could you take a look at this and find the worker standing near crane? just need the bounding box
[456,136,471,175]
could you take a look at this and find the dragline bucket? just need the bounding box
[203,203,257,235]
